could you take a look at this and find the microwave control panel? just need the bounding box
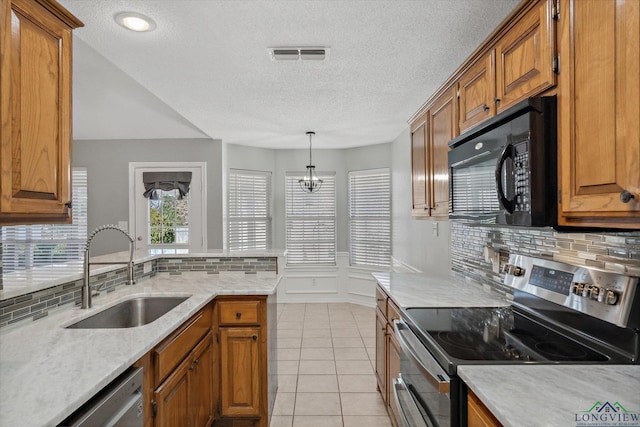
[513,140,530,213]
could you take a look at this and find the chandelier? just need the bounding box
[299,131,323,193]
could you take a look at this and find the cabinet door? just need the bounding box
[154,357,191,427]
[191,332,214,427]
[374,307,387,400]
[468,390,502,427]
[387,331,401,427]
[428,87,457,217]
[220,327,261,417]
[458,51,495,133]
[558,0,640,227]
[410,115,429,215]
[0,0,79,223]
[495,0,555,112]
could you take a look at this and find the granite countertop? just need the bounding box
[372,271,510,308]
[0,272,280,427]
[459,365,640,427]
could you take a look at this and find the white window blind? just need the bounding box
[285,172,336,266]
[227,169,272,251]
[349,168,391,267]
[1,168,88,278]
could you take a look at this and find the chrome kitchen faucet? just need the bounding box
[82,225,135,309]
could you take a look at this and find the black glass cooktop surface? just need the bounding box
[403,306,609,364]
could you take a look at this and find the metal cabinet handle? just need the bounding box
[620,190,635,203]
[482,103,490,112]
[236,312,242,319]
[252,335,258,341]
[65,201,72,209]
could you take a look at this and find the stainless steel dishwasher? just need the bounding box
[58,367,143,427]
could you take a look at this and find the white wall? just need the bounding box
[390,128,451,274]
[73,138,224,255]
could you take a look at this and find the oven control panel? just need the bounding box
[503,254,638,328]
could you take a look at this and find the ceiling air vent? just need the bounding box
[269,47,329,61]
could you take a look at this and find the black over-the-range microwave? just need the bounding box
[448,96,557,227]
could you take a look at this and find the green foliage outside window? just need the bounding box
[149,190,189,245]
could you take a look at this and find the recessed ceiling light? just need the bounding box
[114,12,156,32]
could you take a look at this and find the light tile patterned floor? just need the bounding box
[271,303,392,427]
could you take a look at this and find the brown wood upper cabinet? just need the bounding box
[428,87,457,217]
[557,0,640,228]
[410,114,429,215]
[410,86,457,219]
[0,0,83,225]
[459,0,555,133]
[458,51,496,133]
[495,0,555,112]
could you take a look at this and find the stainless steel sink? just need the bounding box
[66,296,189,329]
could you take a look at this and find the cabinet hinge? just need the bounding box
[552,0,560,20]
[152,400,157,417]
[557,189,562,203]
[552,56,560,74]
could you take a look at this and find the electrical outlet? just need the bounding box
[432,222,439,237]
[143,262,152,274]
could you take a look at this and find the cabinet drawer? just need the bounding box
[388,299,401,324]
[219,300,261,325]
[376,287,388,317]
[154,305,212,385]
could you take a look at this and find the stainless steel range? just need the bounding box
[391,255,640,427]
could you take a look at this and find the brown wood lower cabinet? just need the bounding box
[135,295,274,427]
[468,390,502,427]
[214,296,271,427]
[374,284,401,427]
[219,327,261,417]
[153,331,214,427]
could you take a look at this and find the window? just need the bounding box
[149,190,189,245]
[227,169,273,251]
[348,168,391,267]
[285,172,336,265]
[1,168,88,279]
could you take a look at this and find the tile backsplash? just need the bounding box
[451,222,640,297]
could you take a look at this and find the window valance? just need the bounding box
[142,171,192,200]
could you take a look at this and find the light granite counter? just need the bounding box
[0,271,280,427]
[373,271,509,308]
[459,365,640,427]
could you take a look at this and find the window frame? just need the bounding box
[348,168,391,268]
[227,169,273,252]
[285,171,337,266]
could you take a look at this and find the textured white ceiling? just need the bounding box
[60,0,519,149]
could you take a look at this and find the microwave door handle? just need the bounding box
[393,319,450,394]
[495,143,515,213]
[392,376,432,427]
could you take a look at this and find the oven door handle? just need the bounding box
[392,375,431,427]
[393,319,450,394]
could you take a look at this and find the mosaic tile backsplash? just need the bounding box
[451,222,640,297]
[0,256,277,329]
